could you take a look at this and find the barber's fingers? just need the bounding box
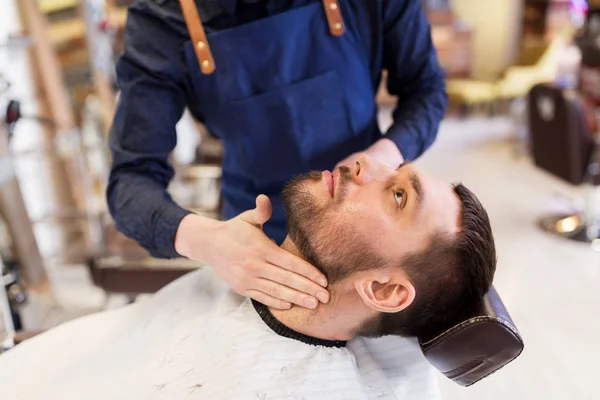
[239,195,272,228]
[267,248,328,289]
[259,262,330,305]
[244,289,292,310]
[254,194,272,222]
[249,278,320,310]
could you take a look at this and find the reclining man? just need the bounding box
[0,155,496,400]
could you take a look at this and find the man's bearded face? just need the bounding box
[282,167,380,283]
[281,155,461,286]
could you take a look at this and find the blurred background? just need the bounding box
[0,0,599,399]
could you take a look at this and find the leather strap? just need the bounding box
[322,0,345,36]
[178,0,215,75]
[178,0,345,73]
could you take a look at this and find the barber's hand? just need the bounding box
[175,195,329,310]
[336,138,404,170]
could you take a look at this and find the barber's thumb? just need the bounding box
[241,194,272,227]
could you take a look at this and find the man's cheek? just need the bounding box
[310,217,346,256]
[349,207,396,255]
[334,202,381,232]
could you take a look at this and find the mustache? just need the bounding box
[285,166,353,200]
[337,166,352,181]
[301,166,352,201]
[306,170,322,181]
[336,166,352,201]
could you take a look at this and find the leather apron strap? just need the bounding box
[322,0,345,37]
[178,0,216,75]
[178,0,345,74]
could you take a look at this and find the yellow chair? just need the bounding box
[497,36,567,99]
[446,79,498,107]
[446,35,568,110]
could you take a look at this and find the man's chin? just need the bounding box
[281,173,325,267]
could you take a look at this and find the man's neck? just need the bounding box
[266,238,367,342]
[268,299,357,342]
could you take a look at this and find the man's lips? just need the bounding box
[323,170,334,197]
[332,168,340,192]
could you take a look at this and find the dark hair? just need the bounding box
[364,183,497,339]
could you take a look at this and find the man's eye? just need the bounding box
[394,190,405,208]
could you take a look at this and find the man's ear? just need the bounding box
[354,274,415,313]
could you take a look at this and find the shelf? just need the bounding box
[48,6,127,48]
[38,0,78,14]
[525,0,570,3]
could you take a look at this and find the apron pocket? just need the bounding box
[219,69,353,186]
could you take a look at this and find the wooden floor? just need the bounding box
[2,114,599,399]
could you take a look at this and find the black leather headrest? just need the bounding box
[418,286,524,386]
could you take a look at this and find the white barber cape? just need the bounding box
[0,268,441,400]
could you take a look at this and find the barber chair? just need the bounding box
[90,231,524,387]
[529,83,600,242]
[17,247,526,386]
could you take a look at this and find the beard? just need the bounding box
[281,168,382,284]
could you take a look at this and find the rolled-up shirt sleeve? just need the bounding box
[107,0,191,258]
[382,0,448,161]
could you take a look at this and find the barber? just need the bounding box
[107,0,447,311]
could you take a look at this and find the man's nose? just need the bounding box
[352,154,390,185]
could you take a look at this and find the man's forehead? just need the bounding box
[427,180,462,233]
[396,162,453,189]
[399,164,460,231]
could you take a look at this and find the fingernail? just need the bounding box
[304,297,318,309]
[316,277,328,287]
[283,302,292,309]
[316,292,328,304]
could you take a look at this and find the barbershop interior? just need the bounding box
[0,0,599,399]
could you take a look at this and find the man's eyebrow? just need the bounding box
[396,161,409,171]
[409,173,424,212]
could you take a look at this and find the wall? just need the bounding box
[451,0,523,80]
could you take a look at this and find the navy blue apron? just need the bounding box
[180,0,380,243]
